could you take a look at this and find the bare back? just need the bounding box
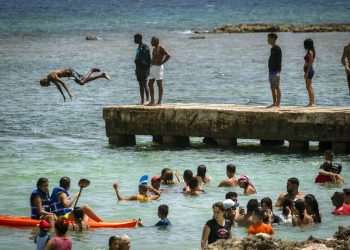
[47,68,72,80]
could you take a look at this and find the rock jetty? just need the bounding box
[194,23,350,34]
[205,226,350,250]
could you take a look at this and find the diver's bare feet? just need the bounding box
[91,68,101,72]
[147,102,156,106]
[266,104,275,108]
[103,72,111,80]
[305,103,315,107]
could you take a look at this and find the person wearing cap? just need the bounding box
[113,179,160,202]
[237,175,256,195]
[317,164,344,184]
[223,199,239,225]
[275,177,304,208]
[30,178,57,227]
[151,176,161,191]
[218,164,238,187]
[34,220,52,250]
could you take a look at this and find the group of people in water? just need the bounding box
[30,149,348,249]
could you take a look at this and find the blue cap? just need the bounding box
[139,175,148,185]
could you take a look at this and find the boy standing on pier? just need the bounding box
[341,42,350,95]
[267,33,282,108]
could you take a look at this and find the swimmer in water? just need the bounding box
[113,181,160,202]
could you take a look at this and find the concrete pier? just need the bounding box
[103,104,350,152]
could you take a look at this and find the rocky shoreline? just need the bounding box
[193,23,350,34]
[205,226,350,250]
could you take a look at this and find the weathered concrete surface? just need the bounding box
[103,104,350,148]
[194,23,350,34]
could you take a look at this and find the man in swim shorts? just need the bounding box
[39,68,111,101]
[275,177,304,207]
[134,33,151,105]
[267,33,282,108]
[341,42,350,95]
[147,36,171,106]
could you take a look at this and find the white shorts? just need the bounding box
[149,65,164,80]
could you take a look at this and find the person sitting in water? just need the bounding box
[218,164,238,187]
[150,176,162,191]
[108,234,131,250]
[201,202,232,249]
[237,175,256,195]
[113,181,160,202]
[248,208,275,236]
[260,197,280,225]
[67,207,89,231]
[304,194,321,223]
[278,199,293,225]
[223,199,239,225]
[292,199,314,227]
[155,204,172,227]
[331,191,350,215]
[317,163,344,184]
[39,68,111,101]
[30,178,57,227]
[50,176,103,222]
[185,177,204,196]
[275,177,304,207]
[181,169,194,192]
[196,165,211,187]
[315,161,333,183]
[344,188,350,205]
[44,218,72,250]
[235,199,259,227]
[225,191,238,204]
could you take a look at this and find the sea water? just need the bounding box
[0,0,350,249]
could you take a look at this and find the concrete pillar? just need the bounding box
[260,140,285,147]
[163,135,190,146]
[109,134,136,146]
[152,135,163,144]
[289,141,309,152]
[332,142,349,154]
[202,137,218,146]
[215,137,237,147]
[319,141,332,151]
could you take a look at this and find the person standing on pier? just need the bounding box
[341,42,350,95]
[134,33,151,105]
[303,38,316,106]
[147,36,171,106]
[267,33,282,108]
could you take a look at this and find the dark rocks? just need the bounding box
[194,23,350,34]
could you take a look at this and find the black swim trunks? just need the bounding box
[136,68,149,82]
[69,68,84,84]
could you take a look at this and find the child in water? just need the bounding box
[44,218,72,250]
[248,208,275,236]
[34,220,52,250]
[155,204,172,227]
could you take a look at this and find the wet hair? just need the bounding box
[212,202,226,212]
[226,164,236,173]
[39,78,50,87]
[324,150,334,162]
[253,208,265,221]
[109,235,122,248]
[247,199,259,213]
[343,188,350,196]
[183,169,193,184]
[161,168,171,179]
[294,199,306,221]
[188,177,198,190]
[54,218,69,236]
[282,199,294,216]
[73,207,84,222]
[225,191,238,200]
[197,165,207,183]
[134,33,142,41]
[59,176,70,189]
[288,177,299,186]
[332,192,344,206]
[37,178,49,189]
[304,194,321,223]
[320,161,332,171]
[304,38,316,58]
[268,33,278,40]
[332,164,342,174]
[261,197,273,210]
[158,204,169,217]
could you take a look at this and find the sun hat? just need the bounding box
[223,199,239,209]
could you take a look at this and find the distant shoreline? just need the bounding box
[194,23,350,34]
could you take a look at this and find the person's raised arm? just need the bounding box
[200,224,210,249]
[113,182,137,201]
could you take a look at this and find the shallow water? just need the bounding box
[1,0,350,249]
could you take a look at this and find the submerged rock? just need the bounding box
[194,23,350,34]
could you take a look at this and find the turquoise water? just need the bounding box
[1,0,350,249]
